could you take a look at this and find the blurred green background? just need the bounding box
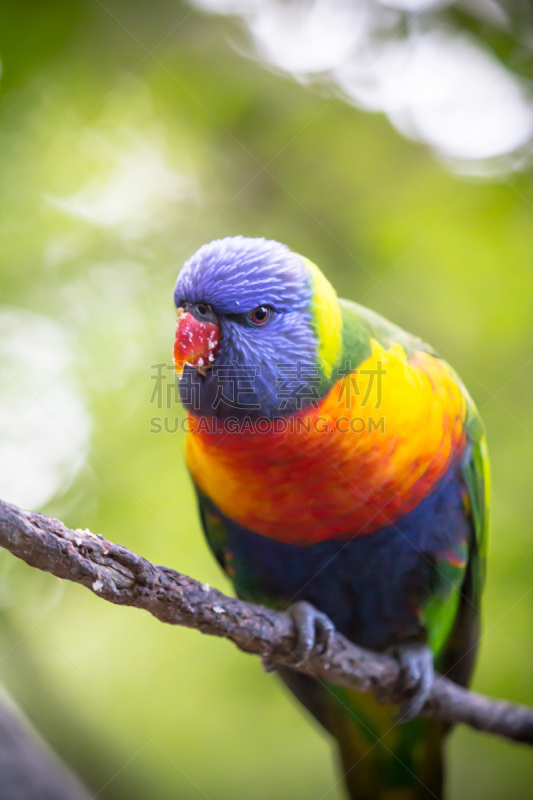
[0,1,532,798]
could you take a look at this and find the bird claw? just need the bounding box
[393,641,434,722]
[287,601,336,666]
[261,655,277,673]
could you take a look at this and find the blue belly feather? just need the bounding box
[198,458,471,652]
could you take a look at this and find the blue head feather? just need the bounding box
[174,236,310,313]
[174,236,320,418]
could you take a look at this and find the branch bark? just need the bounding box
[0,497,532,744]
[0,688,90,800]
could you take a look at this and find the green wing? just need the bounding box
[456,381,490,608]
[338,297,438,363]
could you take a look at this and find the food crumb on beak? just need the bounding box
[174,309,220,374]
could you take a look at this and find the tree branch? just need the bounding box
[0,497,532,744]
[0,688,90,800]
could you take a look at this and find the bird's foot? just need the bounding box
[392,640,434,722]
[287,601,336,666]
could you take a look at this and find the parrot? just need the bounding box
[172,236,489,800]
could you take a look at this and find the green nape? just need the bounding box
[298,260,439,398]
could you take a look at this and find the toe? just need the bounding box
[289,602,317,663]
[393,641,434,722]
[397,671,433,721]
[315,611,336,656]
[261,655,277,673]
[288,602,336,665]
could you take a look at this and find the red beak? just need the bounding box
[174,308,220,374]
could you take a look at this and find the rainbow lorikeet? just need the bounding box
[173,237,489,800]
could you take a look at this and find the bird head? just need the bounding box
[173,236,343,419]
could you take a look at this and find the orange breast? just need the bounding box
[185,341,466,544]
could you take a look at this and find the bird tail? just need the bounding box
[277,668,446,800]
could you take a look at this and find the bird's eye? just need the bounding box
[249,306,271,325]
